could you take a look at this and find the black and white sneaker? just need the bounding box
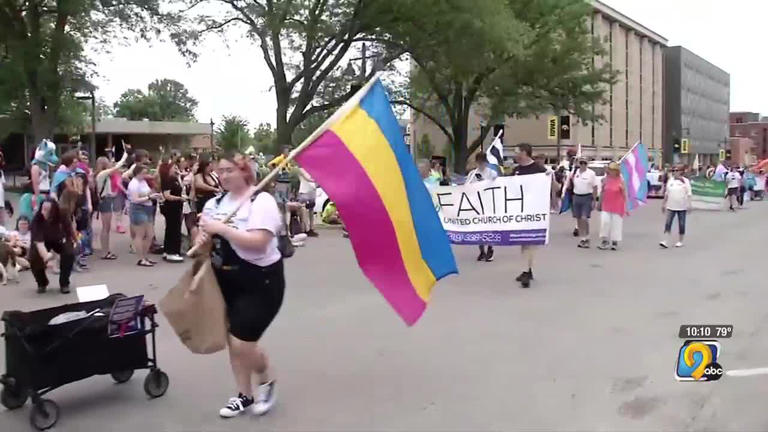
[252,380,277,416]
[515,270,534,282]
[484,247,495,262]
[219,393,254,418]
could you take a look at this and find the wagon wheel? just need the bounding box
[111,370,134,384]
[29,399,59,431]
[143,369,169,398]
[1,384,28,410]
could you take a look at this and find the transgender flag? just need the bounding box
[619,141,650,211]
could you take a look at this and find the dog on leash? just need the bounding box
[0,242,19,284]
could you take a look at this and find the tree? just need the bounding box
[252,122,276,154]
[170,0,410,149]
[385,0,615,173]
[417,134,434,159]
[114,79,198,121]
[216,115,252,152]
[0,0,164,144]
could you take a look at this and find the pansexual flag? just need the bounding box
[295,78,458,325]
[620,141,650,211]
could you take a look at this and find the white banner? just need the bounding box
[431,174,551,246]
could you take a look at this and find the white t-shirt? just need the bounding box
[572,168,598,195]
[298,168,316,195]
[726,172,742,189]
[665,177,692,211]
[754,174,766,191]
[203,192,283,267]
[127,178,153,206]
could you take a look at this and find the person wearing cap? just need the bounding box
[570,157,598,248]
[597,162,627,250]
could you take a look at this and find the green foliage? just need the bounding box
[0,0,167,142]
[169,0,408,148]
[114,79,198,121]
[252,123,276,154]
[385,0,615,173]
[216,115,253,153]
[417,134,434,159]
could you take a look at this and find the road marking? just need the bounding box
[726,368,768,377]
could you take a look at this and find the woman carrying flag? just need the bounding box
[196,152,284,419]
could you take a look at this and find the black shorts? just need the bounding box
[727,187,739,197]
[214,259,285,342]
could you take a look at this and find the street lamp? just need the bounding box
[209,118,214,151]
[75,91,96,158]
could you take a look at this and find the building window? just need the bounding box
[591,13,596,149]
[652,43,655,149]
[625,29,629,148]
[609,23,613,148]
[639,39,643,143]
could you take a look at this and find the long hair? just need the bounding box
[196,158,211,176]
[31,198,74,241]
[58,177,82,222]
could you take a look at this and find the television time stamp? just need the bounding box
[675,325,732,382]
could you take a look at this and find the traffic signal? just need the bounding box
[559,115,571,140]
[672,138,681,154]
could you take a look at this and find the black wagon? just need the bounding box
[1,294,169,430]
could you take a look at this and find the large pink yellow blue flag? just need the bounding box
[295,77,458,325]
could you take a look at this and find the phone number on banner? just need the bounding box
[446,229,547,246]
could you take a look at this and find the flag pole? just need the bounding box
[619,141,641,163]
[187,72,384,257]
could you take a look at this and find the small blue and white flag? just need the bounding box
[486,131,504,174]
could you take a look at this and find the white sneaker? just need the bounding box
[675,242,684,248]
[165,254,184,263]
[291,233,307,242]
[219,394,254,418]
[659,241,668,249]
[252,380,276,416]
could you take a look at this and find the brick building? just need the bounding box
[730,112,768,160]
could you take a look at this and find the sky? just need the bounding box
[91,0,768,129]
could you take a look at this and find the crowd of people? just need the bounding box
[1,140,321,296]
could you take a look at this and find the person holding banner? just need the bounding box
[597,162,627,250]
[467,153,498,262]
[511,143,547,288]
[660,165,691,248]
[196,152,283,419]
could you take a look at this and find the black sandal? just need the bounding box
[137,259,154,267]
[101,252,118,260]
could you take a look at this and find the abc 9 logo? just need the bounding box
[683,342,724,381]
[702,363,724,381]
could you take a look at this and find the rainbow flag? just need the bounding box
[295,78,458,325]
[620,141,650,211]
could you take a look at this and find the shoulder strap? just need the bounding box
[214,192,228,206]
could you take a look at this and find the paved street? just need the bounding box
[1,199,767,431]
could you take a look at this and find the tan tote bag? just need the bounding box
[159,256,228,354]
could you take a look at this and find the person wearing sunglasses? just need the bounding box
[660,165,691,248]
